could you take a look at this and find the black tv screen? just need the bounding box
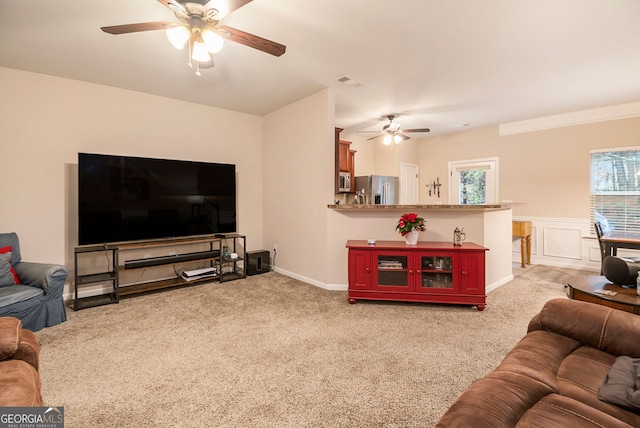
[78,153,236,245]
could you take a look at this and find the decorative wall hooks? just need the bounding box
[426,177,441,197]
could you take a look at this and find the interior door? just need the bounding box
[400,163,419,204]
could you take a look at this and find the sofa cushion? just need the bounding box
[557,346,640,426]
[0,252,17,287]
[518,394,633,428]
[0,233,21,266]
[436,371,555,427]
[496,330,582,389]
[534,298,640,357]
[598,356,640,411]
[0,285,43,309]
[0,246,20,284]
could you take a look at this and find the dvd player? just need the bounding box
[181,267,218,279]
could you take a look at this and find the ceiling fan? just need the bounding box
[360,115,430,145]
[101,0,286,75]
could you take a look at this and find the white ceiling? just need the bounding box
[2,0,639,136]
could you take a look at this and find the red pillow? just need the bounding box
[0,246,21,284]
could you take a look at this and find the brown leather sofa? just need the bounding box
[437,298,640,427]
[0,317,43,406]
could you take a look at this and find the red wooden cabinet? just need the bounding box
[346,240,487,311]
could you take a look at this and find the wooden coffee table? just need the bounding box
[566,275,640,315]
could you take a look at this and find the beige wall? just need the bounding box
[263,89,335,285]
[345,116,640,220]
[417,117,640,218]
[0,67,264,288]
[3,66,640,293]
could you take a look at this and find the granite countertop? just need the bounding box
[327,203,520,210]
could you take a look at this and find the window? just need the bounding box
[459,169,487,204]
[590,147,640,234]
[449,158,499,204]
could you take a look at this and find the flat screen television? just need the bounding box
[78,153,236,245]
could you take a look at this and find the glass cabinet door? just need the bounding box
[418,254,455,292]
[374,253,410,290]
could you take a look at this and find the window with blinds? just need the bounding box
[590,147,640,234]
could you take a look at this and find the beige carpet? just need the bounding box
[36,265,593,427]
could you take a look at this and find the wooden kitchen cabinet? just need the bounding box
[349,149,356,175]
[338,140,351,171]
[346,240,487,310]
[336,139,356,193]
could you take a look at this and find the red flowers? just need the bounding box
[395,213,426,236]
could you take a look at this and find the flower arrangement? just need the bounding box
[395,213,426,236]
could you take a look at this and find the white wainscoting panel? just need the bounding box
[589,245,602,263]
[543,227,583,259]
[512,217,600,272]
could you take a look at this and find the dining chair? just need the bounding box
[594,222,607,274]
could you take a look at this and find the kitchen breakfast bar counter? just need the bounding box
[327,203,518,291]
[328,203,516,210]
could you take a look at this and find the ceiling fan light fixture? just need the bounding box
[192,40,211,62]
[393,134,403,144]
[166,26,190,49]
[202,29,224,53]
[383,134,393,145]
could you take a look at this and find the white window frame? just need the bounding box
[448,157,499,204]
[590,146,640,234]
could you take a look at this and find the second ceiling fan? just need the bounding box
[362,115,430,145]
[101,0,286,75]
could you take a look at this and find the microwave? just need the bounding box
[339,171,351,192]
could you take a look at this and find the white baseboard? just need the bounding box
[487,274,514,293]
[272,266,347,291]
[274,266,514,295]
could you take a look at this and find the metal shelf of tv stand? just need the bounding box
[73,246,119,311]
[218,234,247,283]
[73,234,246,310]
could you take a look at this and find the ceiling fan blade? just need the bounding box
[156,0,172,9]
[101,22,173,35]
[225,0,253,14]
[366,135,380,141]
[397,133,411,141]
[401,128,431,133]
[218,25,286,57]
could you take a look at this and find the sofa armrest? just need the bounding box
[14,261,67,294]
[0,317,39,371]
[527,312,543,332]
[528,298,640,357]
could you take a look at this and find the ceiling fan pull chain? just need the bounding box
[196,61,201,77]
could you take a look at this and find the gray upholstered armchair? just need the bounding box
[0,232,67,331]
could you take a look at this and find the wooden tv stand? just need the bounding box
[73,234,246,310]
[346,240,488,310]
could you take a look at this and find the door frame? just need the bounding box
[400,162,419,204]
[448,157,499,204]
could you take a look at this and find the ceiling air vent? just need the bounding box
[335,75,365,87]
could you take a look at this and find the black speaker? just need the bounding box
[247,250,270,276]
[603,256,640,285]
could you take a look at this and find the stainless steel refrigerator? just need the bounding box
[354,175,400,205]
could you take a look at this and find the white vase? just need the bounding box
[404,230,420,245]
